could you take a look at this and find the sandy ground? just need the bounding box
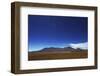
[28,50,88,60]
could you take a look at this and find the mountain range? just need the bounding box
[31,46,87,53]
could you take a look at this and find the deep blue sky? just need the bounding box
[28,15,88,51]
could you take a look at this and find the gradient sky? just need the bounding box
[28,15,88,52]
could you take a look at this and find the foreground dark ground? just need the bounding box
[28,47,88,60]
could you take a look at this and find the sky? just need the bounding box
[28,15,88,52]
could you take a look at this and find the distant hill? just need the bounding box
[30,46,87,53]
